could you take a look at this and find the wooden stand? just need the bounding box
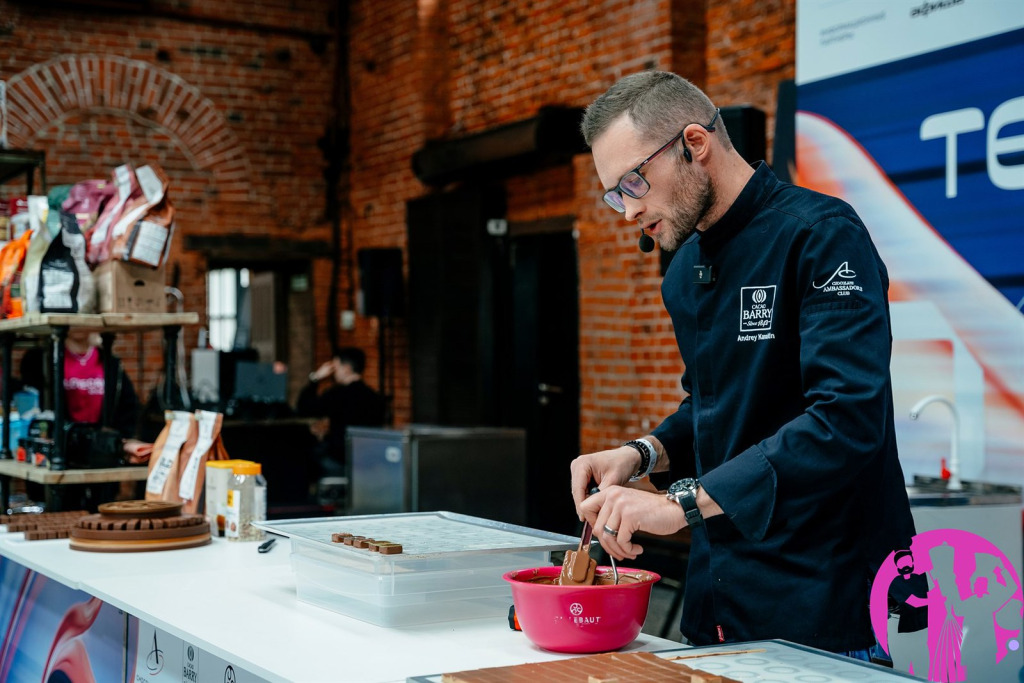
[0,312,198,511]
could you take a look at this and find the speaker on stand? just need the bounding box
[357,248,405,425]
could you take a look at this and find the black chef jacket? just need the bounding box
[652,163,916,652]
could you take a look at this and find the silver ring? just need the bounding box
[602,525,618,537]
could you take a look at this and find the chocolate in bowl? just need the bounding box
[504,565,661,653]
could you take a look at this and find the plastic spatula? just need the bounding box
[559,521,597,585]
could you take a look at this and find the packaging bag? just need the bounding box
[177,410,230,514]
[45,186,72,236]
[104,164,170,266]
[0,229,32,318]
[21,197,54,314]
[145,411,197,503]
[86,165,139,266]
[7,197,30,242]
[112,197,175,268]
[62,179,116,233]
[38,211,95,313]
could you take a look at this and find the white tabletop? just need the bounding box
[0,530,679,683]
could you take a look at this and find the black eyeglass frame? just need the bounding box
[602,108,720,213]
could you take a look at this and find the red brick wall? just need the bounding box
[0,0,337,403]
[348,0,795,449]
[1,0,797,452]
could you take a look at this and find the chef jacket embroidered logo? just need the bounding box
[569,602,602,624]
[739,285,777,336]
[812,261,863,296]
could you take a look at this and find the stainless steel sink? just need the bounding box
[905,474,1022,506]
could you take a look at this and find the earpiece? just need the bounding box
[682,145,692,163]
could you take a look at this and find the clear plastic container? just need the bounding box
[255,512,577,626]
[225,461,266,542]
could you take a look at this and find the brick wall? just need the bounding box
[1,0,797,452]
[349,0,795,449]
[0,0,337,404]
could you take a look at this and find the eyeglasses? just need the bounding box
[602,108,720,213]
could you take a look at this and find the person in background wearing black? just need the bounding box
[298,347,385,478]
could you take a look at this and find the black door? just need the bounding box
[407,189,580,534]
[407,186,505,425]
[502,227,580,534]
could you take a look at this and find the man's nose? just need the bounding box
[623,195,644,222]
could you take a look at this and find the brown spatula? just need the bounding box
[559,520,597,585]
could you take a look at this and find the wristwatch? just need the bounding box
[667,478,704,530]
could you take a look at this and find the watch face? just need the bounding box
[668,478,697,496]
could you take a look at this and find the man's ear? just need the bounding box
[683,124,712,162]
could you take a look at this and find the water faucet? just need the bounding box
[909,395,962,491]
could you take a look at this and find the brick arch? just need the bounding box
[5,54,251,202]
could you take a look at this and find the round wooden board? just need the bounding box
[97,500,183,518]
[72,521,210,542]
[69,532,211,553]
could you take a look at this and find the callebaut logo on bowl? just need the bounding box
[569,602,602,625]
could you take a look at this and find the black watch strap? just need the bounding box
[680,493,703,530]
[668,479,704,530]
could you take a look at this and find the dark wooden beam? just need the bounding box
[412,106,587,187]
[184,234,331,262]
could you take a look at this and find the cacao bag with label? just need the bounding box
[176,410,230,514]
[38,211,95,313]
[145,411,197,503]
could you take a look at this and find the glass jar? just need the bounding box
[225,461,266,542]
[206,459,243,537]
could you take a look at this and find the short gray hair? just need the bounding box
[581,71,726,149]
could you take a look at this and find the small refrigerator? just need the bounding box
[346,425,527,526]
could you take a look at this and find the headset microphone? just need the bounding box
[638,228,655,253]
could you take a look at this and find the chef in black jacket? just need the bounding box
[570,71,920,658]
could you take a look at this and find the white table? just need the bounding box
[0,531,678,683]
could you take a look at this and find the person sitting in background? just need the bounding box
[298,347,386,478]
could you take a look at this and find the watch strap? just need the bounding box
[669,479,704,530]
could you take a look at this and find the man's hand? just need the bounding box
[122,439,153,465]
[579,486,688,561]
[570,446,641,520]
[309,360,335,383]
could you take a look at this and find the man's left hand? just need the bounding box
[579,486,688,561]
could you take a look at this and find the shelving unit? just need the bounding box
[0,312,199,511]
[0,148,47,195]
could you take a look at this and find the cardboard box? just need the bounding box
[94,259,166,313]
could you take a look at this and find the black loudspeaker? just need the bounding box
[720,105,767,165]
[772,79,796,183]
[358,248,405,318]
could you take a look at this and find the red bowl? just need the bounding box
[504,565,661,654]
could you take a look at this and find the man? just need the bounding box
[298,347,386,477]
[570,71,917,657]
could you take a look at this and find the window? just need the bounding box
[206,267,249,351]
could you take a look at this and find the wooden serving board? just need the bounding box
[68,499,210,553]
[69,532,211,553]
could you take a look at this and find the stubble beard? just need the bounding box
[656,171,715,252]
